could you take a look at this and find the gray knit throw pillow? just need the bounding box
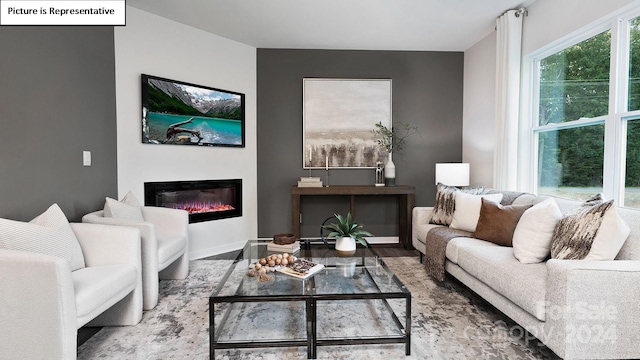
[551,193,612,260]
[430,183,484,226]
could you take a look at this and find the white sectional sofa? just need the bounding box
[412,194,640,359]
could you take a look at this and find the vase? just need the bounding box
[335,237,356,256]
[384,152,396,186]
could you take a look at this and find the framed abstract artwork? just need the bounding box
[303,78,392,169]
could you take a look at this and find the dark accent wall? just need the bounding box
[257,49,464,238]
[0,26,118,222]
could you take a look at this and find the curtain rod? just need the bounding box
[499,7,528,18]
[514,7,528,17]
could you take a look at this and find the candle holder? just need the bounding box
[375,161,385,186]
[325,154,330,187]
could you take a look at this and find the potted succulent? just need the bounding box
[324,213,373,255]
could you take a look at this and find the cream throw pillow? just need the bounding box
[121,190,141,207]
[512,198,563,263]
[0,204,85,271]
[104,191,144,221]
[450,192,503,233]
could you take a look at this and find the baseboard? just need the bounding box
[365,236,399,244]
[189,240,246,260]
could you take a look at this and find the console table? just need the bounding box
[291,185,415,249]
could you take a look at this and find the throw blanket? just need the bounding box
[424,227,473,281]
[424,190,531,281]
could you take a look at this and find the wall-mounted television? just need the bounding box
[141,74,245,147]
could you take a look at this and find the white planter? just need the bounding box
[335,237,356,256]
[336,259,357,277]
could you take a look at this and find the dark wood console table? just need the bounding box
[291,185,415,249]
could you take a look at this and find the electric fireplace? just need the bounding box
[144,179,242,223]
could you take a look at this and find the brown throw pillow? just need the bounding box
[430,183,484,226]
[474,198,532,246]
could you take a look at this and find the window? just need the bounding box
[533,30,610,199]
[527,9,640,208]
[628,17,640,111]
[538,125,605,198]
[625,118,640,207]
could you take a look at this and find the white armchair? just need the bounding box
[0,223,143,360]
[83,206,189,310]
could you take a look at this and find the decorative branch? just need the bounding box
[372,120,419,153]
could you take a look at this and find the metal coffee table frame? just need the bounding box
[209,240,411,359]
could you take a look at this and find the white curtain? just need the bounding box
[493,9,524,190]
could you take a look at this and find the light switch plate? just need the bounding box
[83,151,91,166]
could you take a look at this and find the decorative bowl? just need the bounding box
[273,233,296,245]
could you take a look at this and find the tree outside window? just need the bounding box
[532,13,640,207]
[536,30,609,199]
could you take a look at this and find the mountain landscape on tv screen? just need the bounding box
[147,78,241,120]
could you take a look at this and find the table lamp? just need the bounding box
[435,163,470,186]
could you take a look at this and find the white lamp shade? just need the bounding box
[435,163,470,186]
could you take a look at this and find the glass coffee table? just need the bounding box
[209,239,411,359]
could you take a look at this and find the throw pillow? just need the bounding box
[103,197,144,221]
[584,203,630,260]
[474,198,532,247]
[551,196,630,260]
[0,204,85,271]
[121,191,141,207]
[430,183,484,226]
[512,198,563,263]
[450,192,503,233]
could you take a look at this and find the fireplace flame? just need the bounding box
[170,201,235,214]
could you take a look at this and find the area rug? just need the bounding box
[77,257,560,359]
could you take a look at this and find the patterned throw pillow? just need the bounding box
[551,194,630,260]
[0,204,86,271]
[430,183,484,226]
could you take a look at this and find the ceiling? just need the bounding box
[126,0,534,52]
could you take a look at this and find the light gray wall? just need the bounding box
[257,49,464,238]
[463,32,496,187]
[0,26,118,221]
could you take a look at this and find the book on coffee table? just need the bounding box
[267,240,300,253]
[277,258,324,279]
